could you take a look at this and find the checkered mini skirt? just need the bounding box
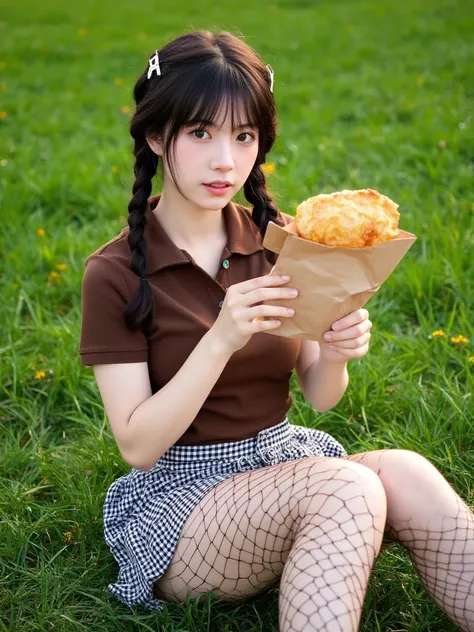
[103,417,348,612]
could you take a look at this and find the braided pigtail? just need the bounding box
[121,30,280,329]
[243,164,283,264]
[123,73,159,333]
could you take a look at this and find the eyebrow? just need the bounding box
[187,119,257,131]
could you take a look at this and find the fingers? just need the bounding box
[324,320,372,343]
[331,308,369,331]
[327,330,371,350]
[238,273,290,294]
[250,304,295,322]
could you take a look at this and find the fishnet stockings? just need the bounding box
[154,457,387,631]
[345,450,474,632]
[154,451,474,631]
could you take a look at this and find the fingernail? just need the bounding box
[324,333,333,341]
[281,275,290,281]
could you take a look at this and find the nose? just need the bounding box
[209,139,235,172]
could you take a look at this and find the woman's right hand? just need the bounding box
[210,273,299,356]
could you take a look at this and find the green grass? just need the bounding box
[0,0,473,629]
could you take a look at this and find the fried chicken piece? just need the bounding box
[295,189,400,248]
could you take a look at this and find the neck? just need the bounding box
[152,187,227,250]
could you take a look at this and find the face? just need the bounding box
[147,103,260,211]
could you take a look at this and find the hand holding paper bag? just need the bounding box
[260,189,417,342]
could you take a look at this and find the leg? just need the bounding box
[343,449,474,632]
[154,456,387,631]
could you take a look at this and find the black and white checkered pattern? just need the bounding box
[103,418,348,612]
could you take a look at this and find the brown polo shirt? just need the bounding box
[79,194,301,446]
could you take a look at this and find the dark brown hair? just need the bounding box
[125,30,281,333]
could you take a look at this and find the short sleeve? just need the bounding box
[78,255,149,366]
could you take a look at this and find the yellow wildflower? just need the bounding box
[77,27,87,37]
[111,166,118,173]
[468,356,474,363]
[430,330,445,338]
[120,105,131,114]
[56,263,68,270]
[64,531,74,544]
[48,271,63,284]
[451,335,469,345]
[262,162,276,175]
[0,159,7,166]
[0,61,5,69]
[114,78,123,86]
[37,228,46,237]
[35,370,46,380]
[0,111,8,120]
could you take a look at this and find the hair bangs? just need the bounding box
[168,63,265,140]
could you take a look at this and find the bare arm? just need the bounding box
[301,356,349,413]
[126,331,231,469]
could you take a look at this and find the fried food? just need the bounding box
[295,189,400,248]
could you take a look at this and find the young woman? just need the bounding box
[79,30,474,632]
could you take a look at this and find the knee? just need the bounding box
[303,458,387,520]
[344,460,388,511]
[380,449,438,484]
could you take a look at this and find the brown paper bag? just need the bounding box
[259,218,417,341]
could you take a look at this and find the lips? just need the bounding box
[204,181,232,187]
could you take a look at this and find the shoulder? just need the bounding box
[81,254,129,304]
[234,202,295,228]
[82,229,132,298]
[82,225,138,294]
[84,227,130,270]
[278,210,295,226]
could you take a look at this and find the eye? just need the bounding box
[190,129,210,139]
[237,132,256,143]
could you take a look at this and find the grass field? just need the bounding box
[1,0,473,629]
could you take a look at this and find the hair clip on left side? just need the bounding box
[147,50,161,79]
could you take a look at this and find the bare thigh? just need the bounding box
[153,455,386,604]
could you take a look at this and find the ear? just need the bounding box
[146,135,163,156]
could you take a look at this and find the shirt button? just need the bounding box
[222,259,230,269]
[218,300,224,309]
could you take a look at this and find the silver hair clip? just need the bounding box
[266,64,274,93]
[147,50,161,79]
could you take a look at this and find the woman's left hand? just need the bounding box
[319,308,372,364]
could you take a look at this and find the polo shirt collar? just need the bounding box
[143,194,264,274]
